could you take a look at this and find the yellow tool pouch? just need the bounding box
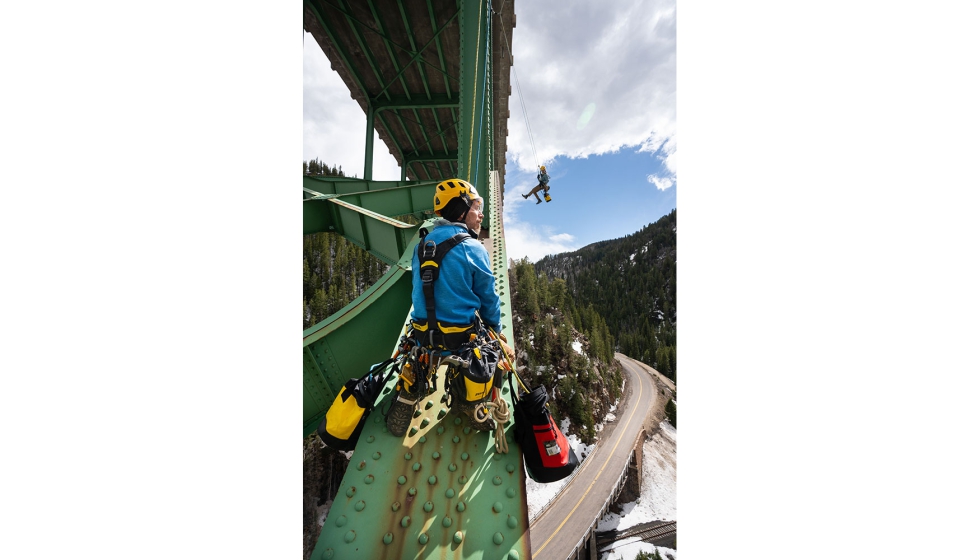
[446,342,500,408]
[317,359,396,451]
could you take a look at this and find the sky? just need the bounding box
[303,0,676,263]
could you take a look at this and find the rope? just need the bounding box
[495,7,539,171]
[475,393,511,453]
[488,328,529,393]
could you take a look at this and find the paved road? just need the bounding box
[528,354,659,560]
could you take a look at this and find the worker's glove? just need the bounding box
[498,339,516,365]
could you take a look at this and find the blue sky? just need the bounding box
[304,0,676,263]
[502,149,676,262]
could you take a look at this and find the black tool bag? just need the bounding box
[510,374,579,483]
[316,359,396,451]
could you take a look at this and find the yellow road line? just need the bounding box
[535,360,645,555]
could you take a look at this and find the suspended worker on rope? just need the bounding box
[386,179,516,441]
[522,165,551,204]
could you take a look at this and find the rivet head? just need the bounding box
[413,462,422,472]
[354,500,365,511]
[449,463,457,472]
[506,488,517,498]
[453,531,463,544]
[454,417,462,425]
[364,474,375,484]
[432,452,441,459]
[421,418,430,428]
[366,435,375,442]
[346,487,356,498]
[404,453,413,460]
[409,427,419,436]
[506,463,516,473]
[391,501,401,512]
[356,461,366,471]
[438,409,447,419]
[493,532,504,545]
[428,475,437,485]
[408,487,417,496]
[452,436,460,444]
[442,516,453,527]
[423,501,434,512]
[398,475,407,485]
[344,530,356,543]
[458,475,467,484]
[461,453,469,461]
[425,400,434,409]
[413,409,422,418]
[419,436,427,443]
[507,515,518,528]
[418,533,429,545]
[335,515,348,527]
[493,476,502,486]
[373,451,382,460]
[463,427,472,434]
[401,516,411,528]
[437,426,445,434]
[445,488,456,498]
[383,533,393,545]
[456,501,466,512]
[493,501,503,513]
[508,550,520,559]
[321,548,334,559]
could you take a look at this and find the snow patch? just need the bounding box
[571,340,583,354]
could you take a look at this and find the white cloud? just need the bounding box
[303,33,400,180]
[647,174,675,191]
[502,192,578,262]
[507,0,676,172]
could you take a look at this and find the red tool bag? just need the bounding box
[510,374,579,483]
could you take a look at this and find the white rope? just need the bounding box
[475,393,511,454]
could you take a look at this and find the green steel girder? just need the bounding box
[373,93,458,111]
[302,245,415,436]
[457,0,491,199]
[404,151,458,163]
[303,189,432,265]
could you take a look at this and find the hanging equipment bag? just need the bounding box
[510,373,579,483]
[317,358,397,451]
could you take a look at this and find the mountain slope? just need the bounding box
[535,209,676,381]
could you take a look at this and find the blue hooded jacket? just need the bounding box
[410,219,502,333]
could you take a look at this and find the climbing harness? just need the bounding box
[403,228,515,452]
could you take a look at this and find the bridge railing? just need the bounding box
[564,447,637,560]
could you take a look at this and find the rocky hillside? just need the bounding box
[508,259,624,444]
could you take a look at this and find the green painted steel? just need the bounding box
[458,0,491,199]
[309,373,530,560]
[303,245,416,437]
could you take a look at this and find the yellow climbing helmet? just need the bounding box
[540,165,546,172]
[433,178,480,215]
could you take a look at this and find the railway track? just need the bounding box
[596,520,677,549]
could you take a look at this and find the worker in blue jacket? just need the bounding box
[387,178,514,436]
[522,165,550,204]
